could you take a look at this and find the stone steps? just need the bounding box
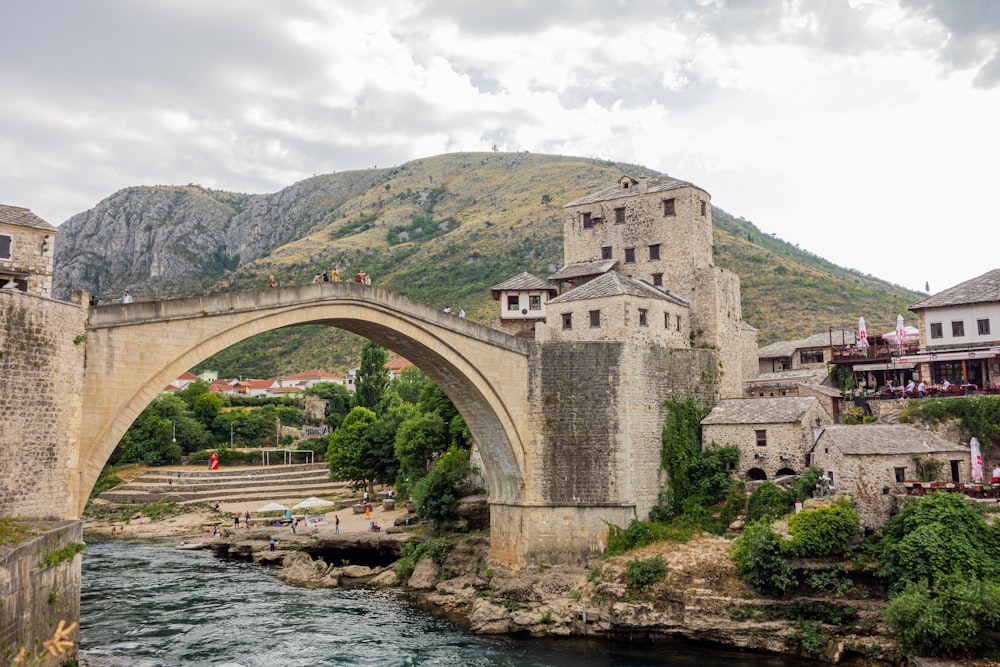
[99,463,350,505]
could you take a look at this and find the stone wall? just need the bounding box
[517,340,719,563]
[543,294,689,347]
[0,291,86,519]
[0,521,82,667]
[0,220,55,298]
[704,402,831,479]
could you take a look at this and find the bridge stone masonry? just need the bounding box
[3,280,721,566]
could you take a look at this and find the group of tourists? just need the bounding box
[443,304,465,318]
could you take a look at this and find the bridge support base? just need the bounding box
[487,502,635,566]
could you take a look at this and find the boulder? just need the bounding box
[276,551,339,588]
[469,598,511,634]
[407,556,439,590]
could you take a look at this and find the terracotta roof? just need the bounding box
[178,371,199,380]
[816,424,969,456]
[0,204,56,232]
[240,379,274,389]
[547,271,690,307]
[701,397,820,425]
[163,384,180,392]
[549,259,618,282]
[490,272,556,293]
[563,175,702,207]
[385,357,412,372]
[758,330,857,359]
[281,370,337,380]
[910,268,1000,310]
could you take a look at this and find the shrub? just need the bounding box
[411,446,469,526]
[605,519,696,557]
[785,497,859,558]
[789,466,823,501]
[883,575,1000,657]
[876,492,1000,592]
[731,520,797,596]
[746,482,792,523]
[625,555,667,590]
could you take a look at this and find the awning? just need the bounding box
[897,347,1000,364]
[852,362,916,371]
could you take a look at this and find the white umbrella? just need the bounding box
[971,437,984,484]
[292,497,335,510]
[255,502,290,513]
[857,317,869,350]
[881,325,920,345]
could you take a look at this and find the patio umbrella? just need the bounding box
[292,497,335,510]
[971,437,984,484]
[857,317,869,351]
[881,325,920,346]
[255,502,290,513]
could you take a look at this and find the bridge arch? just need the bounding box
[77,283,531,515]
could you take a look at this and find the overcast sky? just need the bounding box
[2,0,998,295]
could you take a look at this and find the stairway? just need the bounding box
[98,463,350,505]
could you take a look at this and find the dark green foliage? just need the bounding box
[906,395,1000,447]
[411,445,469,525]
[731,520,797,596]
[366,402,413,488]
[786,620,826,656]
[355,342,389,411]
[884,575,1000,658]
[658,398,708,517]
[189,447,264,466]
[326,407,379,491]
[875,491,1000,592]
[305,382,354,429]
[745,481,793,523]
[605,520,696,557]
[395,535,455,581]
[392,366,430,404]
[784,497,859,558]
[788,466,823,502]
[625,555,667,590]
[394,410,447,488]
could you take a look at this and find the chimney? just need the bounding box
[639,176,647,194]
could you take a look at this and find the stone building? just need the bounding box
[757,330,857,375]
[0,204,56,298]
[701,397,833,480]
[498,173,757,397]
[745,368,847,423]
[810,424,970,529]
[907,268,1000,387]
[490,272,558,338]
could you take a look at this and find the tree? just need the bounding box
[192,392,223,426]
[411,445,469,525]
[305,382,353,429]
[355,342,389,411]
[366,401,415,488]
[327,407,379,492]
[393,366,430,404]
[176,379,210,406]
[394,410,447,489]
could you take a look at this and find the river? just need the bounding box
[80,539,804,666]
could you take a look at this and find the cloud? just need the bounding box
[899,0,1000,87]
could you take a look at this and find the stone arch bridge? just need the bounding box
[65,282,717,564]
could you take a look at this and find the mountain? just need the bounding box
[52,152,922,375]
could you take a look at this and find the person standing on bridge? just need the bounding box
[267,275,278,288]
[122,290,133,304]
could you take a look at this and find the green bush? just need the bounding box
[883,575,1000,657]
[411,446,469,526]
[746,482,792,523]
[789,466,823,501]
[189,448,263,466]
[785,498,859,558]
[731,520,797,596]
[605,519,696,557]
[625,555,667,590]
[876,492,1000,592]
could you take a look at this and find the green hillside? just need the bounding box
[56,152,920,376]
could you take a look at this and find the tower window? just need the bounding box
[582,212,593,229]
[562,313,573,330]
[638,309,648,327]
[601,246,613,260]
[615,207,625,224]
[589,310,601,328]
[664,312,670,328]
[652,273,663,287]
[755,430,767,447]
[648,243,660,260]
[662,199,675,216]
[624,248,635,263]
[700,200,707,217]
[0,234,10,260]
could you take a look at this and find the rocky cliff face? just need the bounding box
[52,170,387,300]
